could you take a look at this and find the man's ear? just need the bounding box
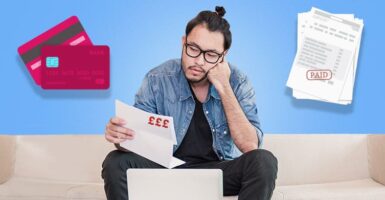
[181,36,186,48]
[223,50,228,57]
[221,50,229,63]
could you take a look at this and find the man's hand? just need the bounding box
[105,117,135,144]
[207,57,231,93]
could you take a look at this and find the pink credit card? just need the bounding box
[17,16,93,86]
[41,45,110,89]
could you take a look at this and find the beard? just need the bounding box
[181,54,208,84]
[187,67,208,83]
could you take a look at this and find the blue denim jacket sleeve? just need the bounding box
[133,73,157,114]
[233,73,264,148]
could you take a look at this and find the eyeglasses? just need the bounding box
[184,41,224,64]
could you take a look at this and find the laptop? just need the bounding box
[127,169,223,200]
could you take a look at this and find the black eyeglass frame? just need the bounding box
[184,39,225,64]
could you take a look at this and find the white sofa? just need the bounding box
[1,134,385,200]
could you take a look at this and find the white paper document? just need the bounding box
[115,99,185,168]
[287,7,364,105]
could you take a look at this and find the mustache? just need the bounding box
[188,66,205,73]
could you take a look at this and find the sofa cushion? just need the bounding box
[276,178,385,200]
[64,184,106,200]
[0,135,16,184]
[0,177,77,200]
[263,134,369,185]
[368,134,385,185]
[13,135,114,183]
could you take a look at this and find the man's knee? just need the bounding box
[243,149,278,180]
[102,150,136,180]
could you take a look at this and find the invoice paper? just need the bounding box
[115,99,185,168]
[287,7,364,105]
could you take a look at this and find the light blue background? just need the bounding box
[1,0,384,135]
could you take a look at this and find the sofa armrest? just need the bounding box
[368,134,385,185]
[0,135,16,184]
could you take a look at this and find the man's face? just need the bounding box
[181,24,225,84]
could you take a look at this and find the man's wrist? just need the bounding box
[216,81,232,96]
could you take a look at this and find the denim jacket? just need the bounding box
[133,59,263,160]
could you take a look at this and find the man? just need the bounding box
[102,6,278,200]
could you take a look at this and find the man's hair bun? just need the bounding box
[215,6,226,17]
[185,6,232,50]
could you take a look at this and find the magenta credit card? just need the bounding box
[41,45,110,89]
[17,16,93,86]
